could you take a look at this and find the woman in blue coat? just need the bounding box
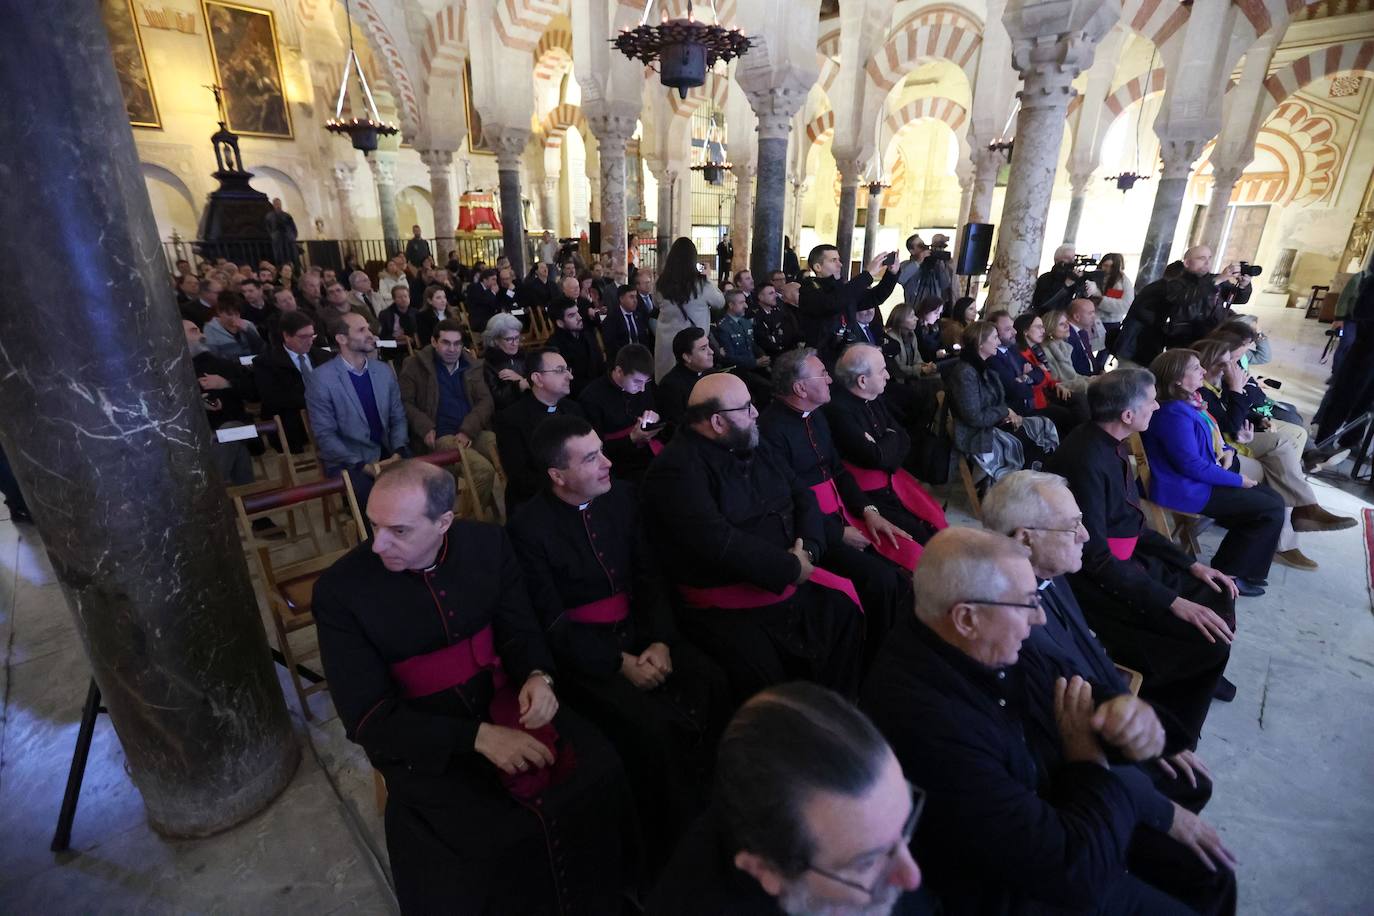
[1142,349,1284,595]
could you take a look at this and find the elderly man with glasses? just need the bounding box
[493,348,584,513]
[863,527,1225,915]
[642,372,866,704]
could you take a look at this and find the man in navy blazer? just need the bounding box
[986,310,1037,413]
[306,311,409,509]
[600,284,655,362]
[1068,298,1105,375]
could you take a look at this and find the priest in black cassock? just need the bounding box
[658,327,716,429]
[1045,368,1237,744]
[509,416,729,873]
[494,347,586,513]
[824,344,947,546]
[311,460,633,914]
[641,372,866,704]
[578,344,662,483]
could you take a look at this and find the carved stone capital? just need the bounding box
[489,128,531,171]
[1068,170,1094,196]
[833,156,866,186]
[745,87,807,140]
[1158,138,1205,181]
[586,113,638,149]
[419,148,454,175]
[367,154,396,187]
[332,162,356,192]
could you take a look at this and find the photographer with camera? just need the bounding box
[1113,246,1254,368]
[896,233,954,310]
[1030,245,1102,315]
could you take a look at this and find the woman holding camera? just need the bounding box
[1094,253,1133,344]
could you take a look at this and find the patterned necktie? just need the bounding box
[297,352,311,376]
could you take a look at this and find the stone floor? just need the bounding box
[1,301,1371,913]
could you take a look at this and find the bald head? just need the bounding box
[1182,246,1213,276]
[913,528,1032,625]
[1053,244,1075,264]
[686,372,757,450]
[834,343,889,399]
[372,459,454,518]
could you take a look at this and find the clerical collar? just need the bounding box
[578,500,591,511]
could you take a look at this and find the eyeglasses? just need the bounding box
[962,593,1045,612]
[498,335,522,343]
[534,365,571,375]
[805,782,925,898]
[796,373,831,383]
[1023,516,1085,535]
[715,401,756,416]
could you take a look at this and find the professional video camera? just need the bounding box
[1073,254,1099,269]
[925,249,952,263]
[1238,262,1263,278]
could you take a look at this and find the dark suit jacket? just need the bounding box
[254,345,334,451]
[600,306,655,361]
[493,392,586,511]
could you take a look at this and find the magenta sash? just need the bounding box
[678,567,862,614]
[604,423,665,456]
[843,463,949,532]
[565,592,631,625]
[1107,536,1138,561]
[809,480,922,572]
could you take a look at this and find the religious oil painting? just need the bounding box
[202,1,293,139]
[462,61,494,155]
[101,0,161,129]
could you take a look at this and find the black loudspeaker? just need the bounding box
[955,222,994,276]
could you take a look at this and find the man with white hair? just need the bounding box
[863,528,1214,914]
[346,269,383,324]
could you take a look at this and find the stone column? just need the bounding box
[492,128,530,277]
[985,50,1088,314]
[588,114,636,282]
[1136,138,1204,286]
[0,2,298,837]
[862,182,884,265]
[731,163,756,275]
[1199,163,1245,256]
[967,145,1006,226]
[542,175,560,235]
[420,148,456,260]
[655,168,678,258]
[833,157,863,279]
[333,161,360,240]
[1062,170,1093,245]
[789,175,811,253]
[745,88,806,281]
[368,152,400,256]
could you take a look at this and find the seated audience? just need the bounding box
[398,319,499,520]
[939,296,977,352]
[493,348,584,513]
[254,310,332,453]
[548,298,605,398]
[414,285,453,346]
[715,290,772,372]
[884,303,937,384]
[1046,368,1239,735]
[658,327,716,427]
[912,297,948,363]
[518,261,554,319]
[945,320,1059,482]
[237,278,274,331]
[1095,252,1134,341]
[641,372,865,703]
[509,416,729,871]
[377,255,408,302]
[1144,349,1285,595]
[649,683,931,915]
[577,344,661,483]
[600,284,655,362]
[305,313,409,509]
[319,279,354,327]
[345,270,383,324]
[377,284,418,362]
[181,275,223,327]
[478,313,530,412]
[1039,308,1091,397]
[1014,311,1088,435]
[204,295,265,361]
[864,528,1224,914]
[1066,296,1107,376]
[750,283,802,359]
[311,460,632,915]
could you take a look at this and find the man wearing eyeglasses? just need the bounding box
[641,373,865,704]
[494,348,584,513]
[648,682,932,915]
[254,309,333,453]
[865,527,1210,914]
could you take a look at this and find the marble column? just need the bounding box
[986,65,1079,314]
[333,162,360,240]
[1199,163,1245,256]
[0,1,298,837]
[789,175,811,254]
[967,146,1006,226]
[420,148,456,260]
[833,157,863,280]
[731,163,756,275]
[542,175,560,235]
[1062,170,1093,245]
[369,152,400,255]
[1136,138,1204,287]
[492,128,530,277]
[655,168,677,258]
[745,88,806,281]
[588,114,636,282]
[862,182,884,266]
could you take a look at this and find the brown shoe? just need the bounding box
[1274,548,1319,570]
[1291,504,1358,533]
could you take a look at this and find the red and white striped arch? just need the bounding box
[354,0,421,135]
[533,27,574,88]
[1105,68,1167,118]
[495,0,566,53]
[1120,0,1190,47]
[883,96,969,137]
[865,15,982,95]
[421,2,468,95]
[1261,39,1374,118]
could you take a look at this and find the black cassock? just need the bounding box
[494,392,586,512]
[577,375,659,483]
[509,484,729,871]
[312,522,633,915]
[1046,423,1233,746]
[641,428,865,704]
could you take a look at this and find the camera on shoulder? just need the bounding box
[1238,262,1263,278]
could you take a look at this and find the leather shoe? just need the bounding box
[1232,577,1266,597]
[1302,447,1350,474]
[1212,676,1237,702]
[1291,503,1358,533]
[1274,548,1319,570]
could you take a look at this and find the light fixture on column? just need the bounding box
[613,0,751,99]
[1105,172,1149,192]
[690,109,732,185]
[324,0,398,154]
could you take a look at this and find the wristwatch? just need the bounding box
[529,669,555,690]
[861,505,880,517]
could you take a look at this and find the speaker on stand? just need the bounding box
[955,222,995,298]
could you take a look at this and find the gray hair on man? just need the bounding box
[349,270,370,288]
[980,470,1070,536]
[481,312,524,350]
[912,528,1032,626]
[771,347,818,396]
[833,343,882,391]
[1053,244,1075,263]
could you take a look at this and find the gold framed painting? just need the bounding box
[462,60,494,155]
[100,0,161,129]
[201,1,293,139]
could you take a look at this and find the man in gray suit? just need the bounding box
[306,312,409,509]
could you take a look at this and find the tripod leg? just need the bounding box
[50,679,102,852]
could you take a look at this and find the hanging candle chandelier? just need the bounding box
[613,0,752,99]
[1105,172,1150,192]
[689,108,732,184]
[324,0,399,154]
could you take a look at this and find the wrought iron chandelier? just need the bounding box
[689,109,732,185]
[613,0,752,99]
[324,0,398,154]
[1105,172,1150,192]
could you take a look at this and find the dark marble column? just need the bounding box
[0,2,298,837]
[1136,138,1203,286]
[833,157,861,280]
[493,130,530,277]
[750,135,790,280]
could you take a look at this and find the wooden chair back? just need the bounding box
[365,448,487,522]
[938,390,983,520]
[1126,433,1202,555]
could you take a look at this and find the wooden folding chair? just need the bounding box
[1126,433,1202,556]
[234,474,367,719]
[366,448,487,521]
[937,391,983,520]
[1114,663,1145,696]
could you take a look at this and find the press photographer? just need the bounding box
[896,233,954,310]
[1030,245,1102,314]
[1113,245,1255,367]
